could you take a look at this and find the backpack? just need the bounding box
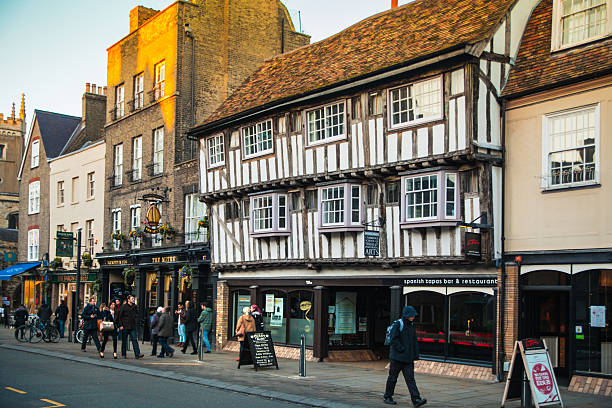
[384,318,404,346]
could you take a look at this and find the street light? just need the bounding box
[73,227,83,340]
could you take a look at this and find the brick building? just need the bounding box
[0,95,25,232]
[98,0,309,331]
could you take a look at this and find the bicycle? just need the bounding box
[15,315,38,343]
[16,317,60,343]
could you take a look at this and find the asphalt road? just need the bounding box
[0,348,301,408]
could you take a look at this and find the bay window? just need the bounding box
[242,119,273,158]
[389,76,443,128]
[318,183,362,231]
[401,169,460,227]
[250,192,290,236]
[306,101,346,145]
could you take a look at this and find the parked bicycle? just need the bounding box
[15,316,59,343]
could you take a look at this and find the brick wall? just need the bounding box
[496,263,520,378]
[569,375,612,396]
[216,280,229,348]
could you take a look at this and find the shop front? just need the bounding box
[48,270,98,322]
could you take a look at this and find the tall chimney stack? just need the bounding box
[391,0,398,9]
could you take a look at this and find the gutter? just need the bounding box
[188,43,471,139]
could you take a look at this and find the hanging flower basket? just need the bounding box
[129,228,145,239]
[91,279,102,295]
[179,265,193,289]
[50,257,63,270]
[123,267,136,288]
[159,224,175,237]
[197,217,209,229]
[111,231,126,241]
[81,252,93,267]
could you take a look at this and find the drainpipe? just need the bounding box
[498,99,507,382]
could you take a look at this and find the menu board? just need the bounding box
[240,331,279,371]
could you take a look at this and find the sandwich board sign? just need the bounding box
[501,338,563,407]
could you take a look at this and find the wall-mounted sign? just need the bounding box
[100,259,129,266]
[399,276,498,287]
[56,231,74,257]
[265,294,275,313]
[364,230,380,257]
[465,232,481,259]
[50,272,97,283]
[142,193,165,234]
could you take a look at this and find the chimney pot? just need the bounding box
[103,86,107,95]
[391,0,398,9]
[92,84,97,94]
[86,83,91,93]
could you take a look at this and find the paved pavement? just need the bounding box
[0,327,610,407]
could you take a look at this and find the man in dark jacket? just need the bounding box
[150,307,163,356]
[14,304,29,340]
[156,306,174,358]
[37,301,52,325]
[383,305,427,407]
[116,295,144,359]
[181,301,198,355]
[81,297,102,354]
[55,300,69,338]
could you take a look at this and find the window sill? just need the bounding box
[388,117,444,132]
[250,231,291,238]
[86,197,95,202]
[400,220,459,229]
[71,201,79,205]
[207,163,225,170]
[306,134,347,148]
[319,225,364,233]
[542,182,600,194]
[57,204,65,208]
[551,33,612,54]
[150,173,164,180]
[243,151,274,161]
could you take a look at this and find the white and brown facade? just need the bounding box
[192,0,540,376]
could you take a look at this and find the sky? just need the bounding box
[0,0,414,129]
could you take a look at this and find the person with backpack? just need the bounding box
[383,305,427,407]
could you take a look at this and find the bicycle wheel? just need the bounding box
[47,326,60,343]
[76,329,84,344]
[29,326,43,343]
[15,325,29,342]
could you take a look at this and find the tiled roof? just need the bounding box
[195,0,516,130]
[35,110,81,159]
[503,0,612,98]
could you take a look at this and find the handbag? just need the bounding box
[236,323,245,337]
[101,321,114,332]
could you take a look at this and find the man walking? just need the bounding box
[81,297,102,356]
[156,307,174,358]
[55,299,69,338]
[383,305,427,407]
[197,302,213,354]
[14,304,29,340]
[181,301,198,355]
[37,301,52,326]
[116,295,144,359]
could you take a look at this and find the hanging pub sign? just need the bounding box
[142,193,164,234]
[364,230,380,257]
[501,338,563,408]
[465,231,481,259]
[56,231,74,257]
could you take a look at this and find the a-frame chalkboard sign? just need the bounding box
[501,338,564,407]
[237,331,279,371]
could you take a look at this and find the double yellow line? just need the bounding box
[5,387,65,407]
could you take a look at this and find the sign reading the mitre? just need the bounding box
[142,193,164,234]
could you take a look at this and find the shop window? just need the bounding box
[523,270,569,286]
[573,269,612,374]
[448,292,494,362]
[328,290,368,347]
[288,291,314,346]
[406,291,446,357]
[261,290,287,344]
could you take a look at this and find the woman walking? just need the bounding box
[100,303,118,359]
[250,304,264,331]
[175,302,186,348]
[150,306,163,356]
[181,301,198,355]
[235,306,256,364]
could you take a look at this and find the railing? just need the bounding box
[147,83,165,104]
[126,169,142,183]
[146,163,163,177]
[107,174,122,188]
[184,231,209,244]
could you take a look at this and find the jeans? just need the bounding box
[151,334,159,355]
[178,324,186,342]
[384,359,421,402]
[201,329,211,352]
[121,328,141,357]
[57,320,65,338]
[81,329,101,351]
[182,329,197,352]
[158,336,174,356]
[101,330,118,353]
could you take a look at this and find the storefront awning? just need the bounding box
[0,262,40,280]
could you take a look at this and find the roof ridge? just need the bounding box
[34,109,81,120]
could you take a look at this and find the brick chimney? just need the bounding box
[82,82,107,142]
[129,6,159,33]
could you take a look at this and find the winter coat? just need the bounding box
[184,307,198,332]
[157,313,173,337]
[252,312,264,331]
[82,304,100,331]
[389,306,420,363]
[37,304,52,322]
[150,312,162,335]
[14,306,28,325]
[116,303,138,330]
[197,307,213,331]
[235,314,256,342]
[55,304,68,321]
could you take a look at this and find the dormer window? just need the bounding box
[552,0,610,49]
[242,119,273,159]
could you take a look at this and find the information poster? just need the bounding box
[590,305,606,328]
[270,297,283,327]
[335,292,356,334]
[524,352,560,405]
[265,294,275,313]
[237,295,251,326]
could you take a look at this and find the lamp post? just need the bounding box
[74,228,82,338]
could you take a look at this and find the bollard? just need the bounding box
[198,330,203,361]
[521,369,531,408]
[68,318,73,343]
[299,333,306,377]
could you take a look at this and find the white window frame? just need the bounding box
[87,172,95,199]
[249,192,290,236]
[27,229,39,261]
[185,193,207,244]
[388,75,443,129]
[28,181,40,214]
[132,136,142,181]
[31,140,39,168]
[153,128,164,175]
[116,84,125,118]
[86,219,94,255]
[242,119,274,159]
[541,104,600,190]
[112,209,122,251]
[134,73,144,109]
[400,170,460,227]
[130,205,141,249]
[114,144,123,186]
[551,0,611,50]
[154,61,165,100]
[306,101,346,146]
[207,134,225,168]
[57,180,65,206]
[318,183,362,231]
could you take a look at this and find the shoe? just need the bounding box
[157,354,164,358]
[169,351,174,358]
[113,353,117,359]
[236,357,240,361]
[190,351,197,355]
[81,349,86,352]
[181,349,186,354]
[135,354,144,359]
[150,353,156,356]
[413,398,427,407]
[383,397,397,405]
[100,352,104,358]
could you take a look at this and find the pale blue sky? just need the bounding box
[0,0,412,127]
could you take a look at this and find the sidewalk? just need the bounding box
[1,328,609,407]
